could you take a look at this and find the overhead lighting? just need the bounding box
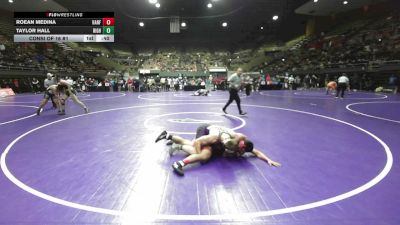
[181,22,187,27]
[282,58,285,62]
[343,1,348,4]
[222,22,228,27]
[155,3,160,8]
[260,26,264,30]
[207,3,213,8]
[148,0,157,4]
[8,0,13,3]
[139,22,144,27]
[272,15,279,21]
[314,0,318,2]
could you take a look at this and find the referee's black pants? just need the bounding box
[336,83,347,98]
[223,88,243,113]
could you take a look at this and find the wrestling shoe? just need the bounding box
[172,161,184,176]
[169,144,182,156]
[36,108,42,116]
[155,130,167,143]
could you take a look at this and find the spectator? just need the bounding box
[388,74,398,93]
[31,78,40,94]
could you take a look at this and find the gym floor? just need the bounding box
[0,90,399,225]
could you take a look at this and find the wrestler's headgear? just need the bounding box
[239,140,254,153]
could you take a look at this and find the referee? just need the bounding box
[336,73,349,99]
[222,68,247,115]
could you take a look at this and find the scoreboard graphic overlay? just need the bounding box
[14,12,114,42]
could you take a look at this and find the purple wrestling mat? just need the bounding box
[0,90,399,225]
